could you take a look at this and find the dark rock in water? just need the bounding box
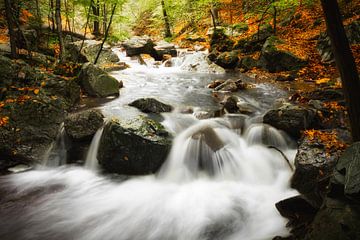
[129,98,173,113]
[153,41,177,61]
[222,96,239,113]
[333,142,360,197]
[207,79,226,89]
[305,88,344,101]
[214,79,248,92]
[65,40,119,64]
[0,96,66,170]
[259,36,307,72]
[291,130,343,208]
[64,109,104,141]
[79,63,120,97]
[317,20,360,63]
[215,51,239,69]
[122,36,156,57]
[263,104,316,139]
[233,24,273,53]
[305,197,360,240]
[97,117,172,175]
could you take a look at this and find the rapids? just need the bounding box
[0,49,298,240]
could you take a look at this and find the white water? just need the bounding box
[42,123,68,167]
[0,51,298,240]
[84,127,104,171]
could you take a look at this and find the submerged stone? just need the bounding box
[129,98,173,113]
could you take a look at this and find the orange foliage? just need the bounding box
[304,129,347,152]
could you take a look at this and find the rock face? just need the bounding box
[234,24,274,53]
[210,28,235,52]
[122,36,156,57]
[215,51,239,69]
[317,20,360,63]
[291,131,343,208]
[239,56,258,71]
[79,63,120,97]
[333,142,360,196]
[97,117,172,175]
[263,104,316,139]
[65,40,119,64]
[129,98,173,113]
[64,109,104,141]
[259,36,307,72]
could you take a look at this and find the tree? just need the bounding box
[92,0,101,37]
[4,0,17,57]
[321,0,360,141]
[161,0,171,38]
[55,0,65,60]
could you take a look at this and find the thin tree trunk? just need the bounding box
[4,0,17,58]
[77,0,93,63]
[92,0,101,37]
[35,0,42,48]
[50,0,56,32]
[161,0,171,38]
[273,3,277,34]
[64,0,73,38]
[321,0,360,141]
[94,3,117,65]
[103,3,107,35]
[55,0,65,60]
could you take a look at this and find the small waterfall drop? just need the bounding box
[84,127,104,171]
[42,123,68,167]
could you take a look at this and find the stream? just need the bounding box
[0,50,299,240]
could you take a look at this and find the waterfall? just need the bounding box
[42,123,68,167]
[84,127,104,171]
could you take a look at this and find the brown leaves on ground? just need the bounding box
[304,129,347,153]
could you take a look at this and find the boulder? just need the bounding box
[214,79,248,92]
[239,56,258,71]
[79,63,120,97]
[263,104,316,139]
[180,52,225,74]
[210,28,235,52]
[233,24,273,53]
[305,88,344,101]
[64,109,104,141]
[97,117,172,175]
[317,20,360,63]
[333,142,360,196]
[129,98,173,113]
[305,198,360,240]
[0,55,16,87]
[259,36,307,72]
[153,40,177,60]
[207,79,226,89]
[221,95,256,115]
[291,130,343,208]
[65,40,119,64]
[122,36,156,57]
[215,51,239,69]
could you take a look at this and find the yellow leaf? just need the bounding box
[315,78,330,85]
[33,89,40,95]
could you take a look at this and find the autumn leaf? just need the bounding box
[315,78,331,85]
[33,89,40,95]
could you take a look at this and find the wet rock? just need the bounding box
[305,198,360,240]
[291,130,343,208]
[259,36,307,72]
[64,109,104,141]
[207,79,226,89]
[129,98,173,113]
[97,117,172,175]
[122,36,156,57]
[305,88,344,101]
[102,62,129,72]
[65,40,119,64]
[275,73,296,82]
[153,40,177,61]
[221,96,256,115]
[79,63,120,97]
[317,20,360,63]
[333,142,360,197]
[263,104,317,139]
[233,24,273,53]
[180,52,225,74]
[214,79,248,92]
[215,51,239,69]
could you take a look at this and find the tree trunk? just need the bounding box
[94,3,117,65]
[55,0,65,60]
[4,0,17,58]
[50,0,56,32]
[92,0,101,37]
[103,3,107,35]
[161,0,171,38]
[321,0,360,141]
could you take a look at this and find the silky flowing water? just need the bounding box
[0,50,298,240]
